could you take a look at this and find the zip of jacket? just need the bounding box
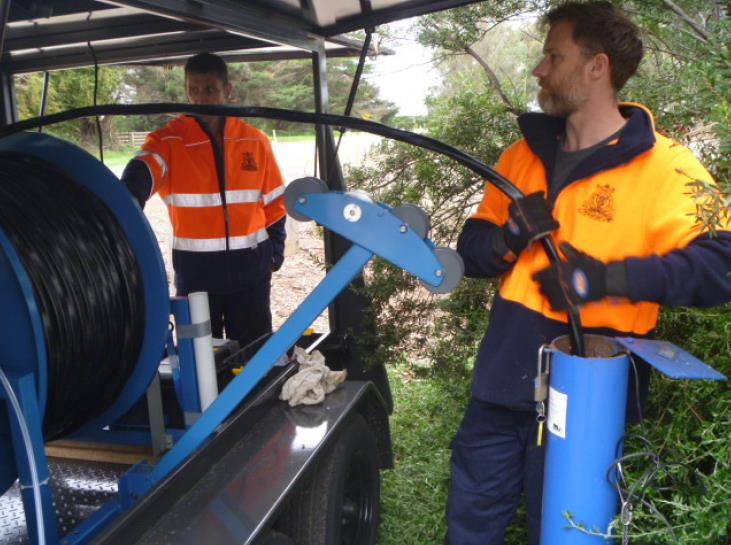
[195,117,231,252]
[196,117,233,288]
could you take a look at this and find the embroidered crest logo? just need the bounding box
[579,184,615,223]
[241,152,258,171]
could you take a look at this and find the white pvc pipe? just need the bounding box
[187,291,218,411]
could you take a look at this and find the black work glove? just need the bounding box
[532,242,628,310]
[502,191,559,257]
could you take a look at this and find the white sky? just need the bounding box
[366,19,437,116]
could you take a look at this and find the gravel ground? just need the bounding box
[113,133,382,331]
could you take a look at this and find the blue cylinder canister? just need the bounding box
[540,334,629,544]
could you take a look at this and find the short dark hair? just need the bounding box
[184,52,228,84]
[542,1,643,92]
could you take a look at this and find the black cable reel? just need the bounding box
[0,153,145,440]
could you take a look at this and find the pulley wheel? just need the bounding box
[392,203,430,239]
[421,247,464,294]
[285,177,328,222]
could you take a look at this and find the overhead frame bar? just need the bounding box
[107,0,323,52]
[4,30,266,73]
[5,12,202,51]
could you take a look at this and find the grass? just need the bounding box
[270,132,315,142]
[378,361,471,545]
[378,360,530,545]
[99,148,135,169]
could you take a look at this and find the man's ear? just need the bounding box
[225,82,233,99]
[589,52,610,82]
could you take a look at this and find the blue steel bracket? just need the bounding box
[616,338,727,381]
[132,190,460,497]
[117,462,155,510]
[170,297,203,420]
[293,190,447,289]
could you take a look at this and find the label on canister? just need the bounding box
[547,386,568,438]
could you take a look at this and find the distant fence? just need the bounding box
[116,131,149,146]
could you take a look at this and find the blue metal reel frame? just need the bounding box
[0,224,49,493]
[0,372,59,545]
[0,133,170,436]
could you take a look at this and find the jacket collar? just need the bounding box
[181,114,230,138]
[517,102,657,195]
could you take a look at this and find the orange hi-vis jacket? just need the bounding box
[457,103,731,412]
[133,115,286,293]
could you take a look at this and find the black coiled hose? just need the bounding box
[0,153,144,440]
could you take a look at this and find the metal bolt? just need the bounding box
[343,203,362,222]
[435,269,443,278]
[298,196,307,205]
[399,224,408,233]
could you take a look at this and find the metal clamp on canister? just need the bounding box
[534,345,552,447]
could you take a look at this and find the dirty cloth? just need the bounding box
[279,346,347,407]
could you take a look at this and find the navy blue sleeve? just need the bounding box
[625,231,731,307]
[266,216,287,272]
[120,159,153,209]
[457,218,513,278]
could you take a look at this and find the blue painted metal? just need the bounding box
[2,372,58,545]
[616,338,727,380]
[3,373,58,544]
[170,297,202,416]
[164,326,185,411]
[150,244,374,483]
[0,226,48,494]
[293,192,446,288]
[63,499,124,545]
[118,462,156,509]
[0,132,169,436]
[541,337,629,545]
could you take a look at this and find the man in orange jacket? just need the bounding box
[448,3,731,544]
[122,53,287,349]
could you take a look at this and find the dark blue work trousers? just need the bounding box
[445,398,544,545]
[179,275,272,350]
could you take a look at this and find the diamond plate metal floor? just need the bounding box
[0,458,128,545]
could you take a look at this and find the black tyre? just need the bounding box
[281,415,380,545]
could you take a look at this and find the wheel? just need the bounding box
[280,415,380,545]
[253,530,295,545]
[392,203,430,238]
[421,247,464,294]
[285,177,328,221]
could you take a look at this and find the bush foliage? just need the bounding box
[354,2,731,543]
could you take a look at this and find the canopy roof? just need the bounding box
[1,0,479,73]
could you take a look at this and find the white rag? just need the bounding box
[279,346,347,407]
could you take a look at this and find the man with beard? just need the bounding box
[447,2,731,544]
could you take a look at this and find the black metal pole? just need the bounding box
[38,72,50,133]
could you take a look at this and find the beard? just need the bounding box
[537,72,588,116]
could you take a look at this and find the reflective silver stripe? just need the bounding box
[185,140,210,147]
[261,185,285,205]
[163,190,261,207]
[134,150,168,178]
[224,137,259,142]
[173,228,269,252]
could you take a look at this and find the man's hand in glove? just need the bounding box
[498,192,559,262]
[532,242,628,310]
